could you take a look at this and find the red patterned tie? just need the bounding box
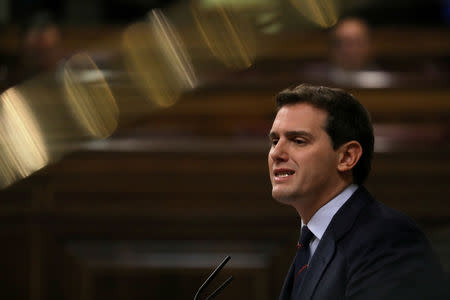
[291,225,314,299]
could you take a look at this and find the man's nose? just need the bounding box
[270,140,289,162]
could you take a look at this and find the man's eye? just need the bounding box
[271,139,279,146]
[294,139,305,145]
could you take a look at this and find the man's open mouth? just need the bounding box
[274,169,295,178]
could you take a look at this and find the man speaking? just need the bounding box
[268,84,447,299]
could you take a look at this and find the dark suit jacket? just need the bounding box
[280,186,448,300]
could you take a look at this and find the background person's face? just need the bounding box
[268,103,339,205]
[331,20,370,70]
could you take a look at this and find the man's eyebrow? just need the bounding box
[285,131,314,139]
[268,131,314,139]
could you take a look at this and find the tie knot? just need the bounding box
[298,226,314,248]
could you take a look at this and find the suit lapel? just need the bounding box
[293,186,373,299]
[279,260,296,300]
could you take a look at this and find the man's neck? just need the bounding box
[294,181,353,224]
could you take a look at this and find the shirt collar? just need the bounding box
[302,184,358,241]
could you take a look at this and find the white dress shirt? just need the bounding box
[301,184,358,261]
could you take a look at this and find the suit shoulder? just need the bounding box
[343,198,428,248]
[332,186,423,240]
[362,198,423,235]
[336,196,447,299]
[332,188,439,264]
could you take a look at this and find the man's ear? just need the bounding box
[337,141,363,172]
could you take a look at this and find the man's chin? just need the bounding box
[272,190,296,204]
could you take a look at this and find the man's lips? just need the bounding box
[273,168,295,182]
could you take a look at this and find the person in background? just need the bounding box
[6,11,63,87]
[299,17,390,88]
[329,17,373,72]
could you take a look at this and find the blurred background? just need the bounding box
[0,0,449,299]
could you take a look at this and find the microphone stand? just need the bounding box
[194,256,233,300]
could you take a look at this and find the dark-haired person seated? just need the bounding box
[268,84,447,299]
[299,17,394,88]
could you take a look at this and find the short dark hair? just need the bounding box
[275,83,374,185]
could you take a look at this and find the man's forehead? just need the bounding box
[272,103,328,129]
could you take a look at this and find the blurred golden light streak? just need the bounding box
[256,11,283,34]
[151,10,197,90]
[0,88,48,188]
[191,1,255,69]
[0,0,371,189]
[63,53,119,139]
[289,0,339,28]
[123,9,197,108]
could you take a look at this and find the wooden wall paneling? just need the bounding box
[0,181,34,216]
[40,222,86,300]
[29,223,39,300]
[0,80,449,299]
[43,150,293,219]
[368,151,450,218]
[0,221,30,300]
[1,26,449,60]
[255,28,450,60]
[353,88,450,122]
[141,87,450,129]
[37,215,298,300]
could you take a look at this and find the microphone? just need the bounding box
[194,256,233,300]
